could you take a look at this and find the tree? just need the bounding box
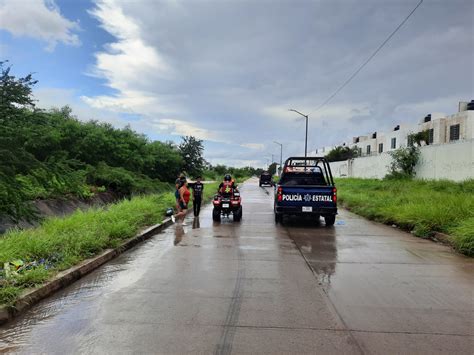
[386,145,420,179]
[178,136,206,177]
[0,61,37,114]
[408,131,430,146]
[144,141,183,181]
[1,62,215,222]
[268,162,277,175]
[0,62,39,221]
[325,146,359,162]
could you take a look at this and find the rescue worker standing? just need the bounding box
[218,174,237,195]
[192,176,204,217]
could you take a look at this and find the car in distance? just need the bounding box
[274,157,337,226]
[259,171,273,186]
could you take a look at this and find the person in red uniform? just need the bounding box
[218,174,237,195]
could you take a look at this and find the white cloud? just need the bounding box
[261,103,371,123]
[207,158,261,168]
[81,0,231,144]
[260,105,298,121]
[37,0,471,168]
[241,143,264,150]
[35,87,222,143]
[0,0,80,51]
[149,118,218,141]
[393,96,460,118]
[34,87,127,127]
[84,0,173,114]
[81,91,163,114]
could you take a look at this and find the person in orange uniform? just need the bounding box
[218,174,237,195]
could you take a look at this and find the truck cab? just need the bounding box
[259,171,273,186]
[274,157,337,226]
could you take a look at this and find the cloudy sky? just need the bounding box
[1,0,473,167]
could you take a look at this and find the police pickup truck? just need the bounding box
[274,157,337,226]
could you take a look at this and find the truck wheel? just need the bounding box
[324,215,336,226]
[212,208,221,222]
[275,213,282,224]
[314,214,321,225]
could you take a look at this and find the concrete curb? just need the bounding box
[431,232,452,245]
[0,217,174,325]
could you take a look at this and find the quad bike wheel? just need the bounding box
[233,206,243,222]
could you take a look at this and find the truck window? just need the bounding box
[280,172,327,186]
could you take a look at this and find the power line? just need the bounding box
[310,0,423,115]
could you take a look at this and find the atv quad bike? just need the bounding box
[212,188,242,222]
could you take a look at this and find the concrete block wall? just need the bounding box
[330,139,474,182]
[415,140,474,181]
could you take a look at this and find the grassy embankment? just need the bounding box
[0,182,220,306]
[335,178,474,256]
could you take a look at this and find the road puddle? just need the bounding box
[0,229,176,352]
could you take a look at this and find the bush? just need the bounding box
[386,145,420,179]
[87,163,171,196]
[326,146,359,162]
[449,218,474,256]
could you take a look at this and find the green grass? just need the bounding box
[335,178,474,256]
[202,182,219,200]
[448,218,474,256]
[0,183,222,306]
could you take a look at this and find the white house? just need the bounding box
[315,100,474,156]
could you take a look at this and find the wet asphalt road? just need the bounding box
[0,178,473,354]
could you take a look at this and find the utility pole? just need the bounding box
[288,109,309,160]
[274,141,283,175]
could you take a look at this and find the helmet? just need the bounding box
[224,174,232,181]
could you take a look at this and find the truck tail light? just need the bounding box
[277,186,283,202]
[332,187,337,203]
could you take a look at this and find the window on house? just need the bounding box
[428,128,434,144]
[450,124,460,141]
[391,137,396,149]
[358,148,362,156]
[366,145,371,155]
[378,143,383,153]
[407,135,414,147]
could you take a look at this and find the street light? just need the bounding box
[288,109,309,160]
[274,141,283,175]
[267,154,275,174]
